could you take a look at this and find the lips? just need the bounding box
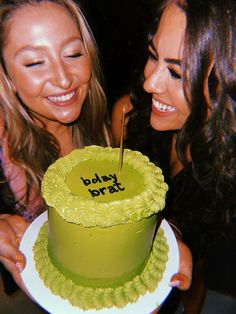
[47,90,76,103]
[152,99,175,112]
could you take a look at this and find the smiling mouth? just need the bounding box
[47,91,76,103]
[153,99,175,112]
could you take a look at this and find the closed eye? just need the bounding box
[24,61,44,68]
[168,67,181,80]
[66,53,82,58]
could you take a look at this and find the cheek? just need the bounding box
[171,83,190,115]
[77,58,92,83]
[9,68,46,97]
[178,94,190,116]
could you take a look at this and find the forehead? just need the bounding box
[4,2,80,43]
[153,2,186,59]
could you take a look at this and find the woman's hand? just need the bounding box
[0,214,29,291]
[169,239,192,290]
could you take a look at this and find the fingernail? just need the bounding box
[16,253,24,262]
[16,261,24,271]
[169,280,180,287]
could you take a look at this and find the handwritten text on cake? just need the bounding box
[80,173,125,197]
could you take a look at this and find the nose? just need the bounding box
[50,60,72,89]
[143,63,167,95]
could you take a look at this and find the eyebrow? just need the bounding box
[149,40,181,66]
[15,46,44,57]
[15,36,83,57]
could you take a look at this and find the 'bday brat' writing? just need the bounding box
[80,173,125,197]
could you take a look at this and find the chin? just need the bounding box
[60,118,79,125]
[56,111,82,124]
[150,117,167,132]
[150,114,182,132]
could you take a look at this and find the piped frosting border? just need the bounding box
[41,146,168,227]
[33,222,169,310]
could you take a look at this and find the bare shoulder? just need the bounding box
[111,94,133,147]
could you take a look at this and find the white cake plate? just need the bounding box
[20,211,179,314]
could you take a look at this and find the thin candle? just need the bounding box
[118,106,125,173]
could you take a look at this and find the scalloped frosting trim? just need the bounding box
[33,223,169,310]
[41,146,168,227]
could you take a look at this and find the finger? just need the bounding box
[0,219,17,246]
[169,272,191,290]
[6,215,29,238]
[0,214,11,220]
[16,251,26,270]
[0,236,25,266]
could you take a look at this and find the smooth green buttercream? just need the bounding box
[41,146,168,227]
[48,208,158,287]
[34,223,169,310]
[66,160,144,202]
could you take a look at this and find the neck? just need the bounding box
[170,135,183,178]
[56,127,76,156]
[43,123,76,156]
[34,117,78,156]
[170,151,183,179]
[170,135,191,178]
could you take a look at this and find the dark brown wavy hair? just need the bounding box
[126,0,236,246]
[128,0,236,186]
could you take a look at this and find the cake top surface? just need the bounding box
[41,145,168,227]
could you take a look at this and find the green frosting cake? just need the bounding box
[38,145,169,310]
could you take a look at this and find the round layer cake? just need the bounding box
[41,145,168,289]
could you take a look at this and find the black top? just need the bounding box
[167,164,236,258]
[165,163,236,297]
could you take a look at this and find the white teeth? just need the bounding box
[153,99,175,112]
[47,91,75,102]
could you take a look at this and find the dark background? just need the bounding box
[79,0,153,111]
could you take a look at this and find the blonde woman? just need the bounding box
[0,0,110,294]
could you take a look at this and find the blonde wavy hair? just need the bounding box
[0,0,109,202]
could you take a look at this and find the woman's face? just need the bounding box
[143,2,190,131]
[3,2,91,128]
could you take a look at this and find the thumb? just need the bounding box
[169,272,191,290]
[169,239,192,290]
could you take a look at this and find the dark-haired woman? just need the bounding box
[111,0,236,312]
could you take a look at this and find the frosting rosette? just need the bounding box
[41,145,168,227]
